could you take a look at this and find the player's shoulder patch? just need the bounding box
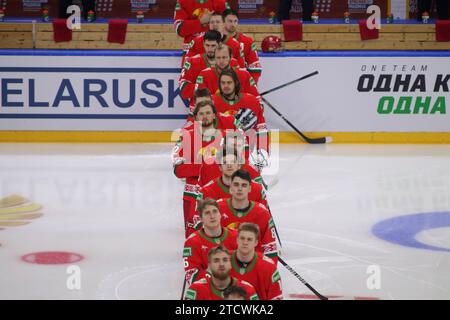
[250,294,259,300]
[249,77,256,86]
[197,278,207,284]
[196,76,203,84]
[271,270,281,284]
[251,42,257,51]
[183,246,193,257]
[183,60,191,70]
[185,288,197,300]
[258,202,268,209]
[187,232,198,240]
[241,280,253,287]
[175,1,181,11]
[204,180,214,188]
[262,255,275,264]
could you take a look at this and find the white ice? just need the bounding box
[0,143,449,300]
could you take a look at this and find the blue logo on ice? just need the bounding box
[372,212,450,252]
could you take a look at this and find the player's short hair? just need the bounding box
[208,245,230,262]
[197,198,220,218]
[193,88,211,100]
[219,68,241,95]
[238,222,260,239]
[216,148,238,165]
[231,169,252,185]
[223,285,247,300]
[203,30,222,43]
[210,12,224,21]
[215,43,233,58]
[193,100,217,116]
[223,8,239,19]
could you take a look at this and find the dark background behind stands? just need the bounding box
[0,0,448,20]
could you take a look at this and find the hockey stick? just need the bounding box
[278,256,328,300]
[261,96,331,144]
[260,178,283,249]
[180,278,187,300]
[260,71,319,97]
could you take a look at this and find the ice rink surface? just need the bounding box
[0,143,449,300]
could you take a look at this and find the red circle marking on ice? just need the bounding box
[21,251,84,265]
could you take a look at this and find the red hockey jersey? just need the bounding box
[179,54,239,112]
[186,34,245,68]
[198,162,262,187]
[198,177,267,208]
[212,92,269,153]
[233,32,262,84]
[172,115,237,202]
[229,251,283,300]
[195,66,259,98]
[212,92,267,132]
[185,276,258,300]
[174,0,230,54]
[183,227,238,284]
[217,199,278,260]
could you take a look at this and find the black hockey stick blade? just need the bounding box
[260,71,319,97]
[279,257,329,300]
[261,97,331,144]
[180,278,187,300]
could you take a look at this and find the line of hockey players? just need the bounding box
[173,2,283,300]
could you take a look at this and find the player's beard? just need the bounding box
[206,51,215,59]
[211,269,229,281]
[222,91,235,100]
[202,118,214,128]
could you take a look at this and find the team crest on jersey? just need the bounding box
[272,270,281,284]
[201,245,209,251]
[227,222,239,229]
[193,7,209,18]
[183,247,193,257]
[185,288,197,300]
[196,76,204,84]
[223,110,237,116]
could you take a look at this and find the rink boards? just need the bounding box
[0,50,449,143]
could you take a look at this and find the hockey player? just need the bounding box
[217,169,278,261]
[223,9,262,84]
[183,198,238,285]
[186,12,245,68]
[173,0,230,65]
[223,285,247,300]
[195,44,259,98]
[179,30,220,102]
[230,223,283,300]
[172,100,237,237]
[213,68,269,171]
[198,154,267,207]
[197,131,263,187]
[183,88,212,129]
[185,245,259,300]
[179,30,240,102]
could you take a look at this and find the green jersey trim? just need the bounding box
[227,198,255,218]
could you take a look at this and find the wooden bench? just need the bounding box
[0,22,449,50]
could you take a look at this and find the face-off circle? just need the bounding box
[21,251,84,265]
